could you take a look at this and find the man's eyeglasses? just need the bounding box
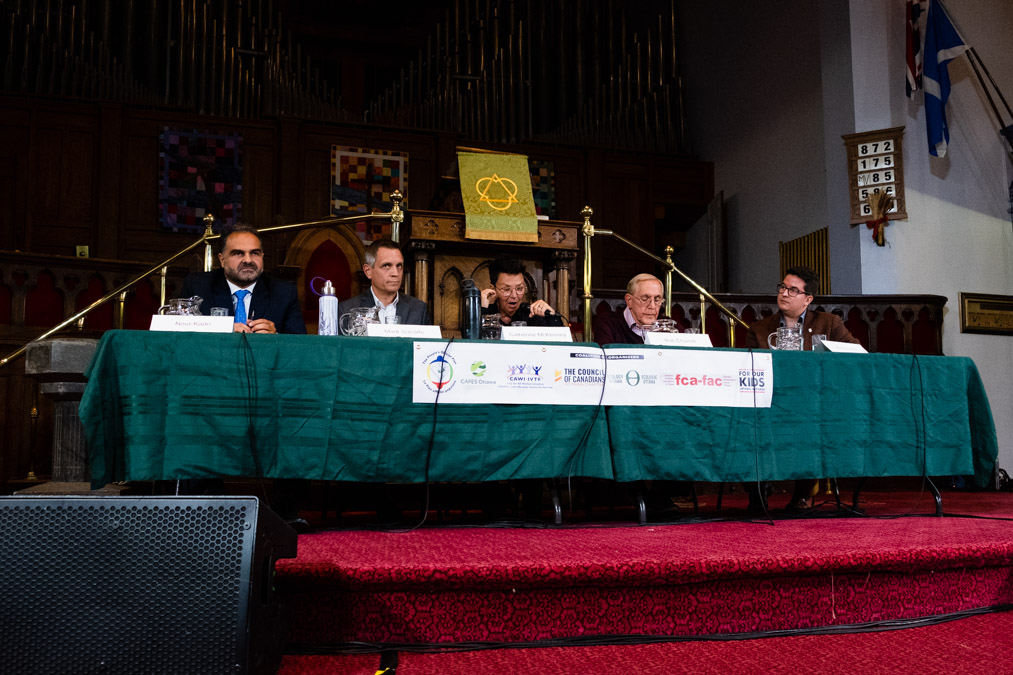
[496,285,527,298]
[632,295,664,306]
[776,283,809,298]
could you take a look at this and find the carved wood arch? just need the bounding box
[284,226,366,331]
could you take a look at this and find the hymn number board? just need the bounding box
[842,127,907,225]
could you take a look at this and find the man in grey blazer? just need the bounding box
[337,238,431,329]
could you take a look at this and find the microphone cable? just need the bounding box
[748,346,774,524]
[239,332,272,505]
[393,335,455,533]
[560,338,610,524]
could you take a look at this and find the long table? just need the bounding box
[80,331,998,490]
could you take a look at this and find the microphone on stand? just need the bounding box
[520,302,554,316]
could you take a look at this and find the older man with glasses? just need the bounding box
[592,273,666,345]
[743,265,859,514]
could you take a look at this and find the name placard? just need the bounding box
[365,323,443,338]
[820,340,867,353]
[643,332,713,348]
[149,315,234,333]
[499,325,573,342]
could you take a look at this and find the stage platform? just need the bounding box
[274,486,1013,672]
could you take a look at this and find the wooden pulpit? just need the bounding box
[404,210,580,336]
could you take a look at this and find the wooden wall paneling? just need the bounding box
[96,105,124,260]
[276,120,302,225]
[0,108,30,251]
[598,158,654,289]
[544,152,584,223]
[300,145,334,222]
[119,113,162,260]
[584,148,605,289]
[0,361,53,490]
[29,109,101,256]
[240,125,278,229]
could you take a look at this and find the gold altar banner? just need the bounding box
[458,151,538,242]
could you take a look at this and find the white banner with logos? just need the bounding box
[411,343,772,407]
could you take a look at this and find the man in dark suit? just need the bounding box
[180,224,305,335]
[337,238,430,329]
[744,266,860,515]
[592,273,665,345]
[178,223,309,531]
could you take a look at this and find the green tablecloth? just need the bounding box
[607,347,998,488]
[81,331,612,488]
[80,332,998,490]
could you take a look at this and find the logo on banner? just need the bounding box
[738,369,767,392]
[559,367,606,385]
[610,368,657,387]
[504,363,550,388]
[420,351,458,393]
[460,359,496,386]
[661,373,732,387]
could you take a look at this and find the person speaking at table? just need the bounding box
[744,266,858,351]
[480,257,565,327]
[743,265,859,515]
[338,239,431,327]
[180,224,306,335]
[476,256,563,519]
[591,273,666,345]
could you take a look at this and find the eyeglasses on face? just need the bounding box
[496,285,526,297]
[776,283,809,298]
[632,295,664,306]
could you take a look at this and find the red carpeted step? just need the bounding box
[275,491,1013,645]
[277,608,1013,674]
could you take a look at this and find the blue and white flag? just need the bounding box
[922,0,969,157]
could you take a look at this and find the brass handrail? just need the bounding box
[580,205,748,344]
[0,233,210,366]
[0,192,404,366]
[199,192,405,271]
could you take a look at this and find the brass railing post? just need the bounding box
[159,266,168,307]
[117,292,127,329]
[389,190,404,243]
[663,246,674,318]
[203,214,216,272]
[577,205,748,346]
[26,401,38,481]
[581,206,595,342]
[699,293,706,335]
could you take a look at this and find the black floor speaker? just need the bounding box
[0,496,298,674]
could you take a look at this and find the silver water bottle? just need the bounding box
[319,280,338,336]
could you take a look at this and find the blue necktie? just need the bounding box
[234,289,250,324]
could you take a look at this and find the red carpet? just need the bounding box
[278,608,1013,674]
[275,489,1013,646]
